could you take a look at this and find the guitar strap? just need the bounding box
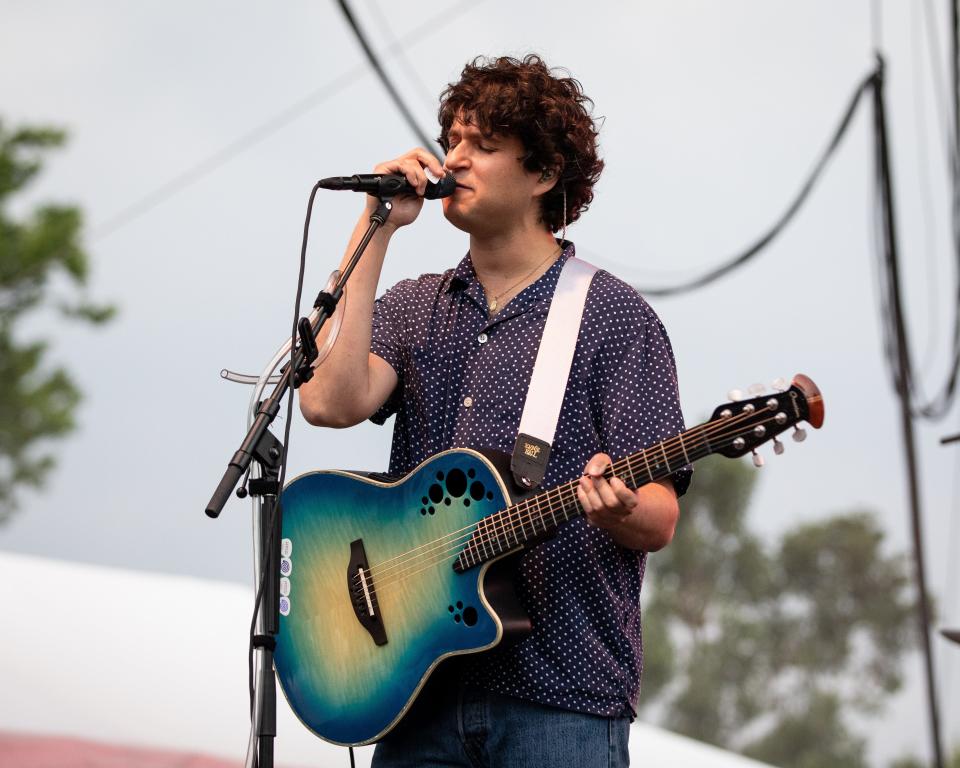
[511,256,598,490]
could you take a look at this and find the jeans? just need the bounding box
[371,678,630,768]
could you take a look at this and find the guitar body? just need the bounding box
[274,448,530,746]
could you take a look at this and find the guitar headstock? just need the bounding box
[709,374,824,461]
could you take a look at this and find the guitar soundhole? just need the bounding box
[470,481,486,501]
[425,468,484,512]
[445,468,468,497]
[447,601,478,627]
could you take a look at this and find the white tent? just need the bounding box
[1,552,775,767]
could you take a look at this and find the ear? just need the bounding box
[534,160,562,196]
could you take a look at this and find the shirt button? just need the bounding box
[463,396,473,407]
[478,333,488,344]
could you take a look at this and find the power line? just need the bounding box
[365,0,440,111]
[912,0,945,377]
[90,0,479,242]
[335,0,437,152]
[91,67,366,240]
[630,70,876,297]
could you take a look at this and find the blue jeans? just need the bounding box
[371,680,630,768]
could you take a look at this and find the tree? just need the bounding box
[0,120,113,523]
[889,745,960,768]
[638,453,919,767]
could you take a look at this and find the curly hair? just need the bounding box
[437,54,604,233]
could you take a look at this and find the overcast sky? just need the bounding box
[2,1,959,764]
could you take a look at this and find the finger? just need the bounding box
[577,480,597,524]
[396,159,428,195]
[584,452,612,478]
[609,477,639,509]
[407,147,446,179]
[579,475,600,509]
[593,475,623,513]
[580,477,603,523]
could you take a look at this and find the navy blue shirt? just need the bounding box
[370,243,689,717]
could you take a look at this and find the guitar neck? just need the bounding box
[453,425,712,572]
[452,376,821,573]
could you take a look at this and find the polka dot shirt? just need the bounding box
[370,242,690,718]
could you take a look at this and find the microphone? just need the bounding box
[318,172,457,200]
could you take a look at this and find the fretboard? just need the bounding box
[453,424,714,573]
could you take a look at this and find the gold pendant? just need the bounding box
[488,298,498,312]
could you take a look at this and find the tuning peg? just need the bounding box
[773,437,785,455]
[727,388,744,402]
[752,450,765,468]
[748,383,766,396]
[772,377,788,392]
[792,426,807,442]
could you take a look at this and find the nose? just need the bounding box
[443,143,469,174]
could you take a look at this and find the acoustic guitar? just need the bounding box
[273,374,824,745]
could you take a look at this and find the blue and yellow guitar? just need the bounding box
[274,375,824,745]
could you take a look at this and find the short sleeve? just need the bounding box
[592,298,691,497]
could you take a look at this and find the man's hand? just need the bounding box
[577,452,680,551]
[367,147,446,232]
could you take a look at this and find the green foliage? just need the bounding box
[638,454,919,767]
[889,745,960,768]
[0,119,114,523]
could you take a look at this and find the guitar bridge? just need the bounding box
[347,539,388,646]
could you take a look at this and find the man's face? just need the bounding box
[441,117,545,237]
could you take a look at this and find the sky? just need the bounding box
[1,1,959,765]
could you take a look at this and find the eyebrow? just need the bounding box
[448,125,501,143]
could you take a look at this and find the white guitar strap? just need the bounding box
[511,256,598,489]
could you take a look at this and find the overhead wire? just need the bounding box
[872,51,947,768]
[630,70,876,297]
[90,0,479,242]
[365,0,440,111]
[911,0,944,376]
[896,0,960,421]
[334,0,438,151]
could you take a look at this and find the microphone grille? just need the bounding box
[424,173,457,200]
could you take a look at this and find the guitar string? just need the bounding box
[354,407,779,593]
[349,405,759,590]
[372,412,791,591]
[353,399,780,586]
[353,406,784,590]
[353,406,789,591]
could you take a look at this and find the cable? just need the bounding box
[94,71,364,241]
[631,68,877,297]
[912,0,944,376]
[335,0,438,151]
[872,54,946,768]
[246,180,322,767]
[366,0,440,111]
[91,1,479,241]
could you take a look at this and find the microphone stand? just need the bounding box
[206,195,394,768]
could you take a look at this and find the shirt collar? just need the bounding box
[446,240,576,298]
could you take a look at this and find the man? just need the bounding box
[299,54,689,767]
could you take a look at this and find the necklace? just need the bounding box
[483,246,561,313]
